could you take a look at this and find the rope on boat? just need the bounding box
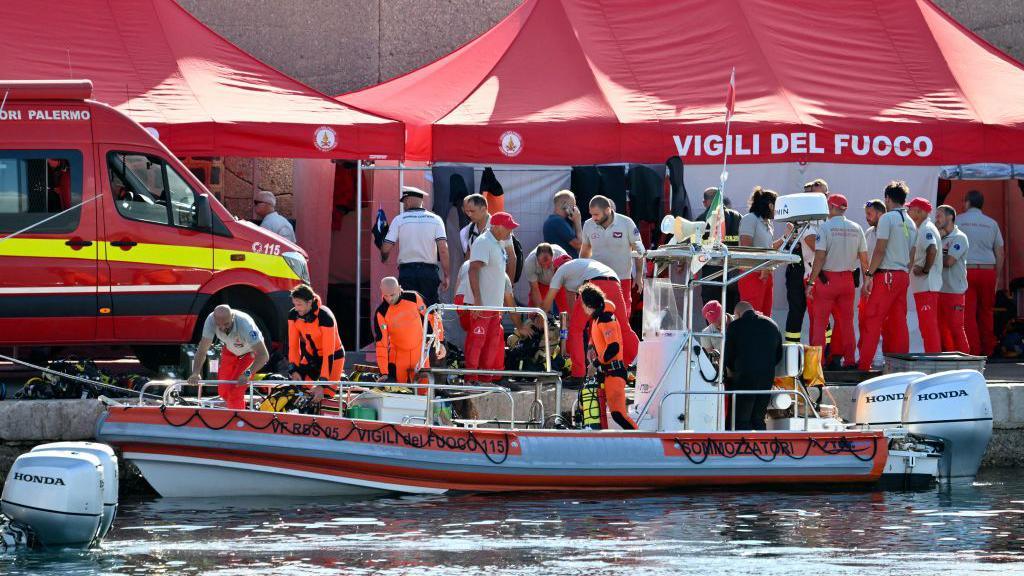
[152,406,513,465]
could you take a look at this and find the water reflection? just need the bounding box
[3,471,1024,575]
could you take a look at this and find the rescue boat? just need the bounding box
[97,194,991,496]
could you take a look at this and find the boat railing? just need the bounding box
[137,378,521,429]
[416,302,564,417]
[657,388,819,431]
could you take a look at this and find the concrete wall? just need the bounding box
[177,0,524,96]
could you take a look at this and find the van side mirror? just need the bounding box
[195,193,212,231]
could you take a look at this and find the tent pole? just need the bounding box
[355,159,363,351]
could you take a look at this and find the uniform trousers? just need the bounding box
[939,292,970,353]
[738,272,774,317]
[857,270,910,371]
[965,268,997,356]
[810,271,855,367]
[913,291,942,354]
[218,348,252,410]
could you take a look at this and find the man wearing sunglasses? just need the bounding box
[254,189,296,243]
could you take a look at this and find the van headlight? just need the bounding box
[283,251,310,284]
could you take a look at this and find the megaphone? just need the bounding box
[660,215,707,245]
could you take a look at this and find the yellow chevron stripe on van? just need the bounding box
[213,249,299,280]
[0,238,298,281]
[0,238,98,260]
[104,242,211,269]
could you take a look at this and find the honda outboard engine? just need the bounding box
[31,442,118,540]
[1,449,106,548]
[902,370,992,478]
[853,372,926,428]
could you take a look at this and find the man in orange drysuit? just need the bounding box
[288,284,346,395]
[373,276,444,391]
[580,283,637,430]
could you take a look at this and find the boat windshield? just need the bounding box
[642,276,691,337]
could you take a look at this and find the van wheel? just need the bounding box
[132,345,184,375]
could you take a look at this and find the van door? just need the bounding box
[0,149,98,343]
[101,150,213,342]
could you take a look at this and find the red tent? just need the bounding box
[339,0,1024,166]
[0,0,403,159]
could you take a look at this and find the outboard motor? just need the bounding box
[902,369,992,478]
[31,442,118,540]
[853,371,926,428]
[1,449,106,548]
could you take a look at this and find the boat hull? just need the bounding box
[98,407,889,497]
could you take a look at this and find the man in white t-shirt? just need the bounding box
[906,197,943,354]
[936,205,971,353]
[523,242,568,312]
[381,187,450,307]
[540,256,639,378]
[857,181,916,370]
[187,305,270,410]
[464,212,519,382]
[580,195,644,315]
[254,190,297,243]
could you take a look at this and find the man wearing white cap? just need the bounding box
[381,186,450,307]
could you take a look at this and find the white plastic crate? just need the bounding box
[352,392,430,424]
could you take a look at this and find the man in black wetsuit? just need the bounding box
[724,301,783,430]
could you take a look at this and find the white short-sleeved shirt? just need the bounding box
[799,223,822,278]
[259,211,296,243]
[456,261,511,304]
[865,226,877,254]
[548,259,617,293]
[383,208,446,265]
[816,216,866,272]
[202,310,262,356]
[738,213,774,248]
[581,213,643,280]
[874,208,916,271]
[941,226,970,294]
[957,207,1004,265]
[468,231,508,307]
[522,244,568,285]
[911,220,943,294]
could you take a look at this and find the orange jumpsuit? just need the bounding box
[588,302,637,430]
[374,290,443,390]
[288,296,345,382]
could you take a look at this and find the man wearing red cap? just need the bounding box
[935,205,971,353]
[465,212,519,382]
[907,197,943,353]
[857,181,916,371]
[699,300,731,358]
[541,256,639,378]
[806,194,867,368]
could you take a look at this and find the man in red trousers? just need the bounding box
[857,181,916,371]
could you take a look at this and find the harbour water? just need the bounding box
[3,470,1024,575]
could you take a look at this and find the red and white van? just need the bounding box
[0,80,307,365]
